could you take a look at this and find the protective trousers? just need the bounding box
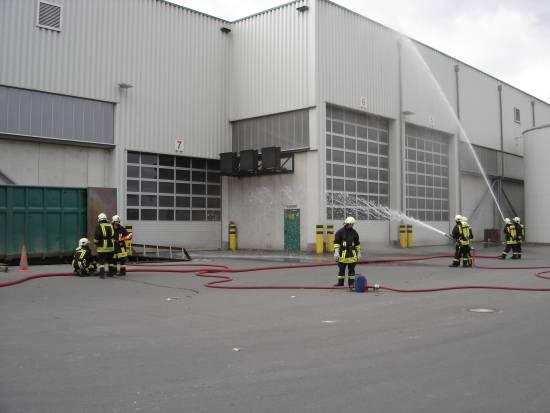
[337,262,356,287]
[97,251,116,278]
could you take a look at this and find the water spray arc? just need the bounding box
[332,193,449,238]
[398,35,505,221]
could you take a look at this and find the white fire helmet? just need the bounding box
[78,238,90,247]
[504,218,512,224]
[344,216,356,225]
[112,215,121,224]
[97,213,108,222]
[454,214,463,222]
[513,217,521,223]
[462,216,468,222]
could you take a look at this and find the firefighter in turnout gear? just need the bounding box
[449,215,473,267]
[333,216,361,288]
[72,238,96,276]
[461,216,474,266]
[112,215,130,276]
[500,218,519,259]
[513,217,525,259]
[94,212,116,278]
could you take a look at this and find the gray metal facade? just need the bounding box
[232,109,310,153]
[2,0,550,249]
[0,85,114,145]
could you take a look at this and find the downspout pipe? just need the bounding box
[531,100,536,127]
[454,64,462,213]
[398,40,405,214]
[497,84,504,227]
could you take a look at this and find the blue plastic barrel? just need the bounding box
[354,275,366,293]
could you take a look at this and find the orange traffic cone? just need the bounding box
[18,244,30,272]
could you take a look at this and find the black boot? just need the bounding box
[99,268,105,279]
[333,279,345,287]
[119,268,126,276]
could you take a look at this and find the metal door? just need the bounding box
[284,208,300,252]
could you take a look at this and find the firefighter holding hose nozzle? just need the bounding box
[333,216,361,289]
[449,215,473,267]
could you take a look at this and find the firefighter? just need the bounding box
[72,238,96,276]
[500,218,518,259]
[333,216,361,288]
[112,215,130,276]
[512,216,525,259]
[461,216,474,266]
[94,212,116,278]
[449,215,473,267]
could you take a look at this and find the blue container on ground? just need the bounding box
[354,275,366,292]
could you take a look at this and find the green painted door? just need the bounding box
[284,208,300,252]
[0,186,87,259]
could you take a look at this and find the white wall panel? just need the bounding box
[230,1,311,120]
[457,66,501,149]
[317,1,399,120]
[0,139,110,187]
[132,221,222,249]
[501,85,532,155]
[534,102,550,125]
[226,152,320,250]
[401,42,458,134]
[524,125,550,242]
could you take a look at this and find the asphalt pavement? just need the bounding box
[2,244,550,413]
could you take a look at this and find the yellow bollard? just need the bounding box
[315,224,324,254]
[399,223,407,248]
[406,224,413,248]
[125,224,134,255]
[326,224,334,253]
[228,222,237,251]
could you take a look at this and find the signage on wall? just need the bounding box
[360,96,368,111]
[428,115,435,127]
[175,139,184,152]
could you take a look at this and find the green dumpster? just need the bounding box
[0,186,87,260]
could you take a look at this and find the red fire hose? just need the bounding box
[2,255,550,293]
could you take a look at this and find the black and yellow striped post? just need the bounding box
[315,224,324,254]
[125,224,133,255]
[326,224,334,253]
[399,223,407,248]
[406,224,413,248]
[228,222,237,251]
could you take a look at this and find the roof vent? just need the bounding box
[37,1,62,31]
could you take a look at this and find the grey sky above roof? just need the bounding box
[170,0,550,103]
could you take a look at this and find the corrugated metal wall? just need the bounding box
[0,85,114,145]
[0,0,230,158]
[230,1,312,120]
[0,139,111,187]
[317,0,399,120]
[401,42,458,134]
[457,66,501,150]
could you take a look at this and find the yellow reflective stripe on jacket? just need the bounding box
[96,222,114,252]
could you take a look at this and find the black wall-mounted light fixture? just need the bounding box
[296,5,309,12]
[220,27,231,33]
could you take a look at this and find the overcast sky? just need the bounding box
[170,0,550,103]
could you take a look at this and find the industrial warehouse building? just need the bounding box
[1,0,550,257]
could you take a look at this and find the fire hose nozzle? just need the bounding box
[373,283,380,291]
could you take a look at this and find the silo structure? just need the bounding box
[523,124,550,243]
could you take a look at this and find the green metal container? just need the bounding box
[0,186,87,259]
